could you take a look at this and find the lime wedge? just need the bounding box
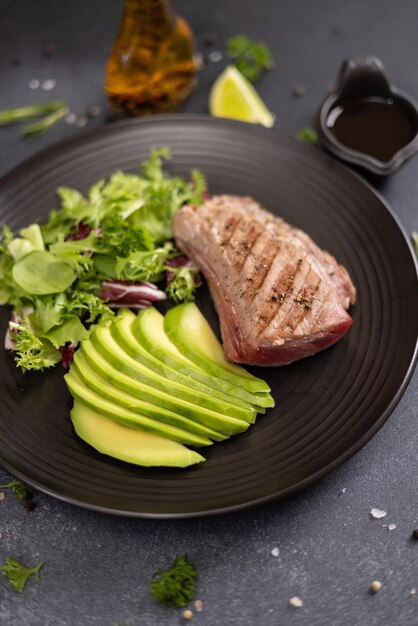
[209,65,275,128]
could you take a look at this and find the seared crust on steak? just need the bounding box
[173,195,356,366]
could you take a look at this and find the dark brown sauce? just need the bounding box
[326,98,416,162]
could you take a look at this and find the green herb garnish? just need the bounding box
[296,126,319,145]
[0,101,66,125]
[0,557,44,593]
[0,101,69,140]
[150,555,197,608]
[0,478,33,502]
[21,103,69,140]
[227,35,274,83]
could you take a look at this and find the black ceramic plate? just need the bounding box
[0,116,417,518]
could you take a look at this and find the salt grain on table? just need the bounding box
[208,51,223,63]
[388,523,397,530]
[289,596,303,608]
[41,79,56,91]
[0,492,5,501]
[194,599,203,612]
[28,79,40,90]
[75,115,88,128]
[65,112,77,125]
[370,508,387,519]
[271,546,280,557]
[86,106,101,118]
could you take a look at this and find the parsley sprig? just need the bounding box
[227,35,274,82]
[150,555,197,608]
[0,478,33,502]
[0,557,44,593]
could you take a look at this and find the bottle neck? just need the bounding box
[122,0,173,21]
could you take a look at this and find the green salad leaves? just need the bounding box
[1,148,206,372]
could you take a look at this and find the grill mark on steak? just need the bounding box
[240,231,280,301]
[226,216,262,272]
[267,217,355,309]
[214,212,242,248]
[269,263,321,338]
[256,255,311,337]
[226,196,355,309]
[172,195,355,367]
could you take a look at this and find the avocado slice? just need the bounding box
[131,307,266,410]
[72,350,227,442]
[112,309,259,418]
[71,402,205,467]
[90,325,257,425]
[79,339,253,433]
[65,371,213,447]
[164,303,273,396]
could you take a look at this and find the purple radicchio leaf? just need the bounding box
[65,221,91,241]
[99,280,167,309]
[59,342,75,368]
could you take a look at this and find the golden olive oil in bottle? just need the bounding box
[105,0,198,115]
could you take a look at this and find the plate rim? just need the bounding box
[0,114,417,518]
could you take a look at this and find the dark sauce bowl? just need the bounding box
[318,56,418,175]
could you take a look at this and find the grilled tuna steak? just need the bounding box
[173,195,356,366]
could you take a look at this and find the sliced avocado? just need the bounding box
[111,309,258,419]
[164,303,273,396]
[72,350,227,442]
[90,325,257,426]
[65,371,213,447]
[71,402,205,467]
[79,339,252,434]
[131,307,265,409]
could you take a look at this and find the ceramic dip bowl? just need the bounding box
[318,56,418,175]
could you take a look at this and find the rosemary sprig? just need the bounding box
[21,104,69,140]
[0,101,66,125]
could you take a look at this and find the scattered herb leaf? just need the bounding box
[150,555,197,608]
[0,557,44,593]
[227,35,274,83]
[0,478,33,502]
[296,126,319,145]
